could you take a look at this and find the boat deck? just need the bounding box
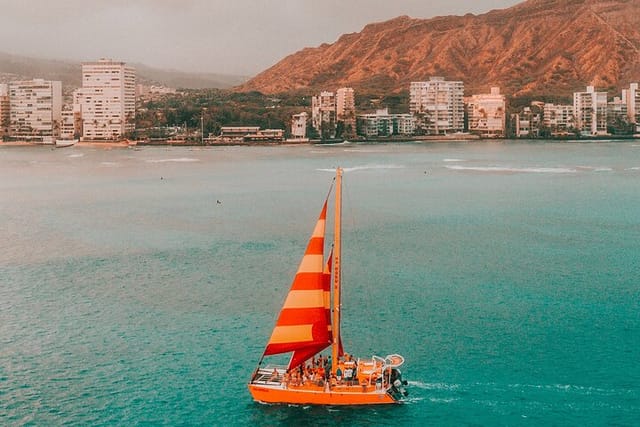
[250,356,397,394]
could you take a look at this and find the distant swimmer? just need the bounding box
[161,176,164,180]
[216,199,222,205]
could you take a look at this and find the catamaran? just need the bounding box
[248,167,408,405]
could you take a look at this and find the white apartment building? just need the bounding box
[60,104,82,139]
[543,103,574,133]
[606,95,639,135]
[75,59,136,140]
[336,87,356,136]
[622,83,640,132]
[573,86,608,136]
[9,79,62,141]
[290,112,308,140]
[311,91,336,138]
[356,108,415,138]
[512,107,540,138]
[467,87,506,137]
[0,84,9,136]
[410,77,464,135]
[336,87,355,119]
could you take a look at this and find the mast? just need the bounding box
[331,167,342,375]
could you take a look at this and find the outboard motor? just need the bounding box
[389,368,409,398]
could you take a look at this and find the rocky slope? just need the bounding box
[237,0,640,96]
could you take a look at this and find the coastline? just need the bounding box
[2,134,638,149]
[0,140,134,149]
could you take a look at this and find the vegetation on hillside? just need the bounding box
[134,89,414,139]
[135,90,312,139]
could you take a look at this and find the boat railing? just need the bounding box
[251,365,286,385]
[384,354,404,368]
[357,354,404,388]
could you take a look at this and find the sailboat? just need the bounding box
[248,168,408,405]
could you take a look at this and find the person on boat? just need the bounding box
[269,368,278,382]
[317,365,325,382]
[290,370,299,386]
[330,374,338,388]
[343,354,357,385]
[361,376,370,392]
[383,367,392,387]
[324,355,331,379]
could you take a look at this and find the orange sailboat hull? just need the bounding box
[248,383,398,405]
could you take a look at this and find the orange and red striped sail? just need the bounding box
[264,200,333,370]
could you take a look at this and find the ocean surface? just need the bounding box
[1,141,639,426]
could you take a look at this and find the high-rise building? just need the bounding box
[9,79,62,141]
[512,107,540,138]
[311,91,336,139]
[410,77,464,135]
[467,87,506,137]
[336,87,356,137]
[75,59,136,140]
[60,104,82,139]
[543,103,575,134]
[573,86,608,136]
[623,83,640,132]
[290,112,308,140]
[336,87,355,119]
[0,84,9,137]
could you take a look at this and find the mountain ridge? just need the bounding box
[237,0,640,96]
[0,52,247,90]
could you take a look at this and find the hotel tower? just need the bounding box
[75,59,136,140]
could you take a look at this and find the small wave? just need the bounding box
[505,383,624,396]
[408,381,460,391]
[576,166,613,172]
[68,153,84,158]
[145,158,199,163]
[626,167,640,170]
[343,148,389,153]
[403,396,426,404]
[443,158,465,162]
[429,397,458,403]
[446,165,577,174]
[317,164,405,173]
[100,162,119,167]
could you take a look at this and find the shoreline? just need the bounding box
[2,135,639,149]
[0,140,134,149]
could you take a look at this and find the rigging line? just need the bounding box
[325,176,335,204]
[338,173,357,351]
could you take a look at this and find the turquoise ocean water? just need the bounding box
[1,141,639,426]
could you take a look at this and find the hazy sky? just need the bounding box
[0,0,521,76]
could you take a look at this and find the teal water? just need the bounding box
[1,141,639,426]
